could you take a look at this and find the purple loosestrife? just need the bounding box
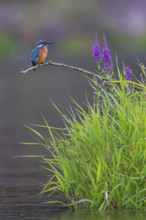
[123,61,132,80]
[92,32,101,62]
[102,34,113,72]
[125,66,132,80]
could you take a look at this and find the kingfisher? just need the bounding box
[30,40,55,67]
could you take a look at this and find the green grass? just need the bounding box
[25,67,146,210]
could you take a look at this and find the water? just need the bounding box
[0,60,146,219]
[0,185,67,220]
[1,183,146,220]
[53,210,146,220]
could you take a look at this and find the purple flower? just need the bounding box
[92,32,101,61]
[125,66,132,80]
[102,34,113,72]
[122,61,132,81]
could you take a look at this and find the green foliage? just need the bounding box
[0,32,17,57]
[26,66,146,210]
[59,35,90,56]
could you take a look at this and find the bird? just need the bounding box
[30,40,55,67]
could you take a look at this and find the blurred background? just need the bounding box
[1,0,146,187]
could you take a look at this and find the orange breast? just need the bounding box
[35,46,48,65]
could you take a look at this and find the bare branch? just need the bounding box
[21,60,97,78]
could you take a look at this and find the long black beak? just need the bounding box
[46,42,55,45]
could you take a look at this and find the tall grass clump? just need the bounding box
[24,33,146,210]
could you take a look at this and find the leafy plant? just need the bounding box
[22,33,146,210]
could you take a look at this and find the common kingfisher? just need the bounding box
[30,40,55,67]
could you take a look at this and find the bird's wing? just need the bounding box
[30,48,39,66]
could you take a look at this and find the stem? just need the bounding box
[21,60,98,78]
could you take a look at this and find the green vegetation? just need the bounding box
[0,32,17,57]
[23,28,146,211]
[25,65,146,210]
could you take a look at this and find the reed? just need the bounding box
[25,69,146,210]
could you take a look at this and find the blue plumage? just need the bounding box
[34,40,48,48]
[30,40,55,66]
[30,47,40,66]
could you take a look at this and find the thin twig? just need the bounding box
[21,60,97,78]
